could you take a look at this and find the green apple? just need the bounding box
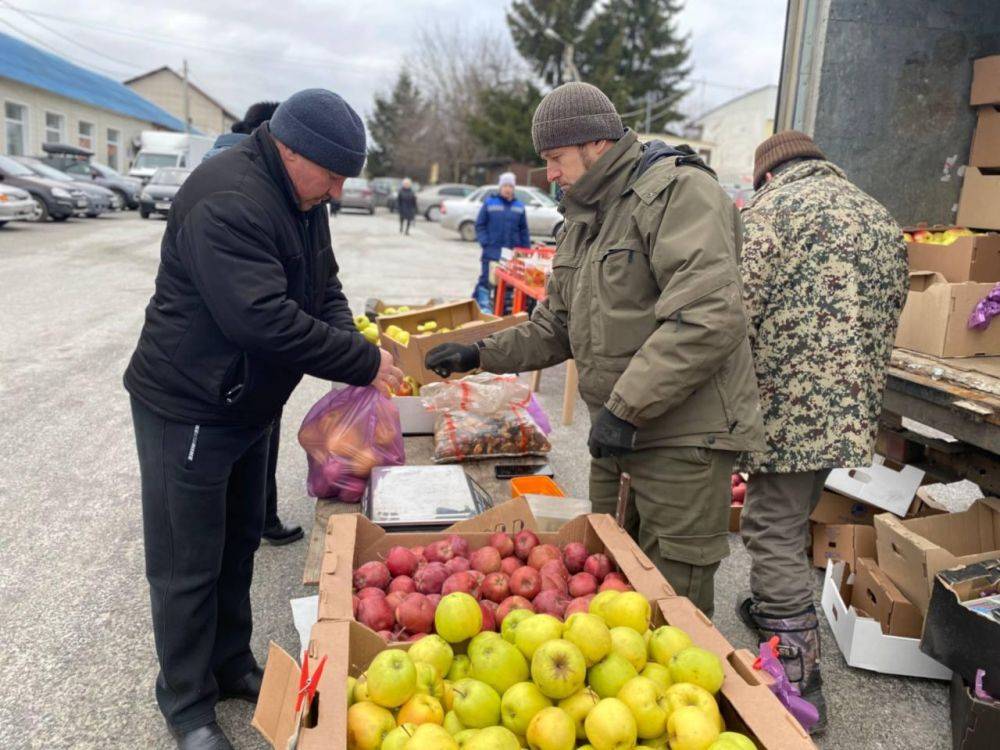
[347,676,357,707]
[501,607,534,643]
[467,631,502,661]
[667,705,719,750]
[443,710,466,736]
[587,652,638,699]
[669,646,724,694]
[451,678,502,728]
[563,612,612,667]
[642,733,670,749]
[397,693,444,726]
[584,697,638,750]
[464,724,521,750]
[470,636,529,694]
[514,614,564,660]
[525,706,577,750]
[617,676,669,739]
[530,639,587,699]
[641,662,673,692]
[435,592,483,643]
[648,626,693,667]
[346,701,396,750]
[366,649,417,708]
[558,687,600,739]
[453,729,479,747]
[409,634,455,679]
[381,722,416,750]
[442,680,455,711]
[588,590,621,623]
[500,681,552,736]
[610,626,648,671]
[603,591,652,634]
[353,673,370,703]
[402,722,459,749]
[663,683,723,730]
[448,654,473,681]
[708,731,757,750]
[414,661,444,701]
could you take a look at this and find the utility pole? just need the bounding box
[182,59,190,133]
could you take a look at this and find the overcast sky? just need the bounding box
[0,0,787,124]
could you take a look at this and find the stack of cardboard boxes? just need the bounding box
[958,55,1000,233]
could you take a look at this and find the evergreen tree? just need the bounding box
[467,81,544,164]
[365,71,426,177]
[507,0,596,87]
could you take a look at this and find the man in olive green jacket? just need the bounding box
[426,82,764,617]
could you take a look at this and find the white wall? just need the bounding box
[126,69,236,137]
[695,86,778,188]
[1,78,161,171]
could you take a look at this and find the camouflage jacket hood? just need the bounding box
[738,158,908,474]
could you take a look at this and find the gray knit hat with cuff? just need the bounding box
[531,82,625,154]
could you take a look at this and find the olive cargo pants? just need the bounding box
[590,447,737,618]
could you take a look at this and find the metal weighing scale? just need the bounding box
[361,465,494,531]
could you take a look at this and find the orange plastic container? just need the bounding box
[510,476,565,499]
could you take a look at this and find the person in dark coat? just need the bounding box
[472,171,530,311]
[124,88,403,750]
[396,177,417,234]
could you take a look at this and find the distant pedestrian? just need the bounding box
[397,177,417,234]
[472,172,529,312]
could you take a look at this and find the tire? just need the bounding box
[369,206,375,215]
[0,221,7,228]
[459,221,477,242]
[52,214,69,222]
[140,209,150,219]
[28,196,48,222]
[110,190,126,211]
[426,206,441,222]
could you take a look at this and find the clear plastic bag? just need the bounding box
[297,386,405,502]
[421,374,551,463]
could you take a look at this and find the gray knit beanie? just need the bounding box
[531,82,625,154]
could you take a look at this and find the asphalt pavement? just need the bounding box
[0,210,949,749]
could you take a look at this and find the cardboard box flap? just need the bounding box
[825,458,924,517]
[447,495,538,533]
[907,270,949,291]
[972,55,1000,106]
[850,557,923,638]
[251,642,304,750]
[589,514,676,600]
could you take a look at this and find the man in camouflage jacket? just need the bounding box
[425,82,764,618]
[737,130,909,731]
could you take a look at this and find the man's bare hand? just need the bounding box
[373,348,404,395]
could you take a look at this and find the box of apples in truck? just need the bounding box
[252,498,817,749]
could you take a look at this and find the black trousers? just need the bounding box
[264,414,280,528]
[131,397,270,731]
[399,215,413,234]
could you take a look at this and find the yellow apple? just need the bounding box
[667,705,720,750]
[501,608,534,643]
[453,728,479,747]
[589,590,621,622]
[587,652,638,699]
[451,678,502,728]
[347,676,357,706]
[346,701,396,750]
[641,662,673,692]
[464,725,521,750]
[558,687,600,739]
[610,626,648,671]
[563,613,612,666]
[670,647,724,694]
[648,626,692,667]
[442,680,455,711]
[382,722,416,750]
[443,710,465,736]
[409,634,454,679]
[663,683,723,730]
[366,649,417,708]
[435,592,483,643]
[584,697,638,750]
[469,635,529,694]
[403,722,459,749]
[708,731,757,750]
[414,661,444,701]
[526,706,577,750]
[515,614,565,660]
[500,681,552,736]
[603,591,652,634]
[397,693,444,726]
[353,673,369,703]
[617,676,669,739]
[530,639,587,699]
[448,654,472,681]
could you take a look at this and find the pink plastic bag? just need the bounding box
[297,386,405,502]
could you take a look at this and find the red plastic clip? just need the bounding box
[295,651,328,713]
[752,636,781,670]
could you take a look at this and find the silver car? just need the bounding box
[0,184,35,226]
[340,178,375,214]
[440,185,563,242]
[414,183,476,221]
[14,156,114,217]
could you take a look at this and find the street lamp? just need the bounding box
[543,27,581,84]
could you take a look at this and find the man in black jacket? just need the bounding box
[124,88,402,750]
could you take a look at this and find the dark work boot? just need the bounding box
[739,600,827,735]
[218,665,264,703]
[262,519,303,546]
[171,722,234,750]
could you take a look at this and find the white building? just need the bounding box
[693,85,778,188]
[1,31,186,170]
[125,67,238,137]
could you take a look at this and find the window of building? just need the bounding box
[78,120,94,150]
[5,101,28,155]
[106,128,120,170]
[45,112,65,144]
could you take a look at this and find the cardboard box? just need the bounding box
[810,490,876,526]
[378,300,527,385]
[906,228,1000,283]
[957,168,1000,232]
[971,106,1000,168]
[875,498,1000,613]
[971,55,1000,106]
[850,557,924,638]
[255,599,819,750]
[821,561,952,680]
[363,297,439,322]
[895,272,1000,358]
[920,558,1000,697]
[825,457,924,517]
[812,523,876,570]
[950,673,1000,750]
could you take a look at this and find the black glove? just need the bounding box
[425,342,481,378]
[588,407,637,459]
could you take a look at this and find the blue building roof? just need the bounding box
[0,31,187,132]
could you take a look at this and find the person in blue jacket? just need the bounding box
[473,172,530,311]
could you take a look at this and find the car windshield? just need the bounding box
[92,163,121,178]
[151,169,190,186]
[135,153,180,170]
[344,178,368,189]
[16,158,73,181]
[528,190,557,206]
[0,155,36,177]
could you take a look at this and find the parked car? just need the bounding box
[724,185,753,210]
[39,142,142,209]
[0,184,35,227]
[0,154,89,222]
[340,177,375,214]
[13,156,114,217]
[440,185,563,242]
[371,177,402,210]
[139,168,192,218]
[414,183,476,221]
